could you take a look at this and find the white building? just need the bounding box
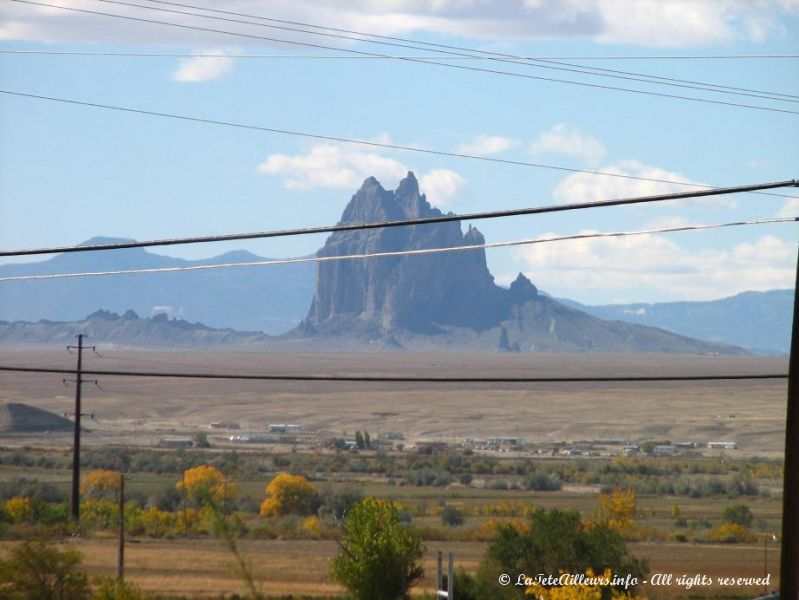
[707,441,738,450]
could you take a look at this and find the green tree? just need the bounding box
[320,486,364,522]
[722,503,754,528]
[0,541,90,600]
[478,508,647,599]
[441,505,465,527]
[192,432,211,448]
[355,431,365,450]
[363,431,372,449]
[331,497,424,600]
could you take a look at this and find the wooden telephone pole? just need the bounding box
[66,334,96,522]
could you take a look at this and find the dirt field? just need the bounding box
[0,537,781,599]
[0,348,788,455]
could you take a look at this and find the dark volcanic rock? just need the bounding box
[307,172,508,333]
[296,173,747,355]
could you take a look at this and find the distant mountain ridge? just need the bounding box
[561,290,793,355]
[0,309,271,346]
[0,191,790,353]
[0,237,315,334]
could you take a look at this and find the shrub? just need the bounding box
[441,505,465,527]
[722,503,754,528]
[4,496,33,522]
[0,540,90,600]
[523,473,561,492]
[192,432,211,448]
[91,577,154,600]
[705,523,757,543]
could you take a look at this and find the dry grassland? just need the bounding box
[0,348,788,454]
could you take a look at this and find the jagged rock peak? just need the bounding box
[464,225,485,244]
[509,273,538,301]
[339,172,439,225]
[395,171,419,198]
[306,173,504,333]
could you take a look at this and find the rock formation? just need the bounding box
[296,172,746,355]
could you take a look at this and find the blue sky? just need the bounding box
[1,0,798,304]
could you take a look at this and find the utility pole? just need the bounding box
[781,244,799,600]
[65,334,96,522]
[117,474,125,580]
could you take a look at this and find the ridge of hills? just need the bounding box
[0,174,790,353]
[0,238,315,334]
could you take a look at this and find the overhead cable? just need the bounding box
[4,88,797,204]
[1,218,795,282]
[128,0,799,103]
[8,0,799,115]
[3,50,798,61]
[0,179,795,258]
[0,366,787,383]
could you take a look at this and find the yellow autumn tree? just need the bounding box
[80,469,121,499]
[176,465,238,505]
[597,489,637,535]
[260,472,318,517]
[5,497,33,522]
[525,569,646,600]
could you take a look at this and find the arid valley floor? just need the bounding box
[0,348,789,454]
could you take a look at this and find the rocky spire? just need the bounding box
[305,173,509,333]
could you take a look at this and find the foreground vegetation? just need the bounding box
[0,445,784,599]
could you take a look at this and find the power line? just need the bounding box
[1,88,797,200]
[6,47,796,103]
[0,179,795,258]
[4,88,797,204]
[0,365,787,383]
[9,0,799,115]
[97,0,799,104]
[3,50,797,61]
[129,0,799,103]
[1,218,794,282]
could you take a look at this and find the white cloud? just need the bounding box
[1,1,795,47]
[257,144,408,190]
[592,0,735,46]
[779,197,799,218]
[456,134,519,156]
[257,144,466,206]
[551,159,734,208]
[513,233,795,301]
[420,169,467,207]
[530,123,606,166]
[171,49,235,82]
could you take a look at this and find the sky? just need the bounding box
[1,0,798,305]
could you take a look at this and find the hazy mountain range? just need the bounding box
[0,238,316,334]
[559,290,793,355]
[0,173,792,354]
